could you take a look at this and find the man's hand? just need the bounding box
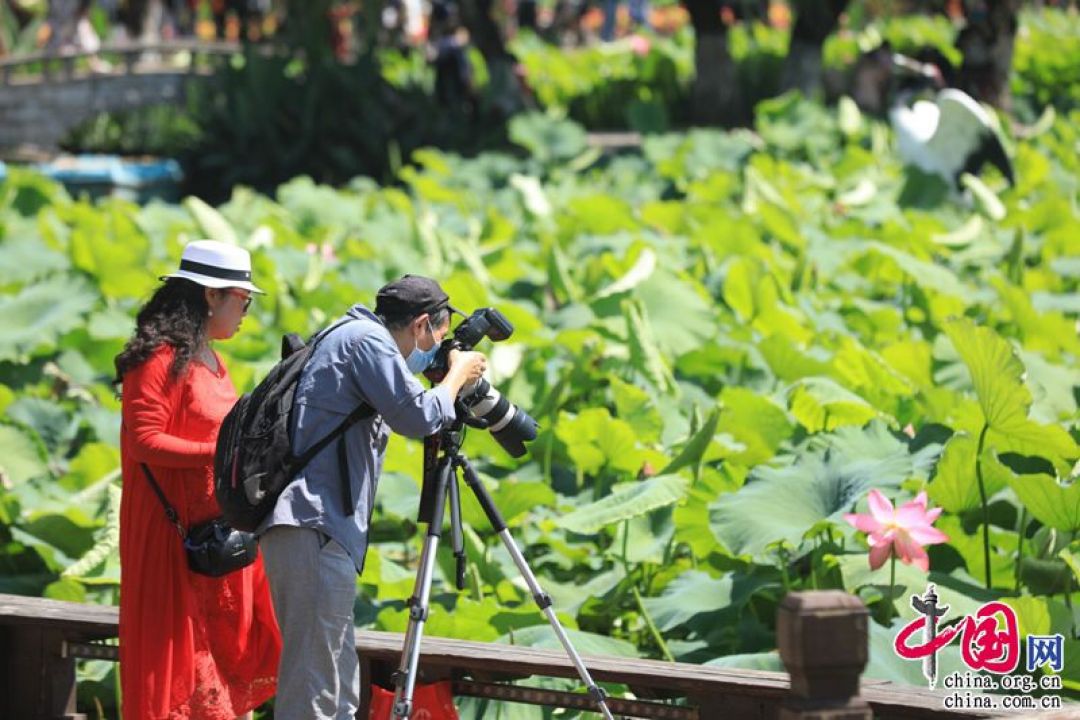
[449,349,487,382]
[442,349,487,401]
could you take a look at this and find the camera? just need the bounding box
[424,307,538,457]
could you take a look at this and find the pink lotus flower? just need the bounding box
[628,34,651,57]
[305,242,337,263]
[844,489,948,572]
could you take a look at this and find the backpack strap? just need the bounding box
[290,402,377,475]
[140,463,187,539]
[338,436,351,511]
[286,316,378,510]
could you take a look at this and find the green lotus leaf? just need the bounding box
[5,397,77,455]
[0,275,99,361]
[960,173,1006,221]
[0,234,69,286]
[943,318,1080,466]
[928,433,1005,514]
[612,511,673,564]
[661,407,720,476]
[555,408,644,477]
[674,465,745,557]
[711,424,937,560]
[623,298,678,395]
[556,474,689,535]
[62,484,121,585]
[460,479,555,530]
[610,377,664,445]
[1001,465,1080,533]
[1001,595,1073,643]
[641,570,735,632]
[632,269,717,357]
[1060,549,1080,589]
[788,376,882,432]
[717,387,794,467]
[758,334,833,383]
[59,442,121,493]
[993,276,1080,358]
[721,256,758,321]
[0,421,49,487]
[705,651,783,672]
[836,553,992,622]
[864,241,969,301]
[67,203,155,300]
[508,113,588,165]
[933,515,1019,588]
[184,195,239,245]
[498,625,639,658]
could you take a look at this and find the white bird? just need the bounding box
[888,54,1014,189]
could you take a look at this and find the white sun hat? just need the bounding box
[160,240,264,294]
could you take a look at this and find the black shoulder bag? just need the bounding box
[141,463,259,577]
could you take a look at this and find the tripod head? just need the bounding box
[417,401,473,525]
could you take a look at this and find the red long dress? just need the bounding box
[119,345,280,720]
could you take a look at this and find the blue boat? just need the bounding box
[29,155,183,204]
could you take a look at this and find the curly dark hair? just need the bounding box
[113,278,210,386]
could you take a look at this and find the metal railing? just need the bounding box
[0,39,245,85]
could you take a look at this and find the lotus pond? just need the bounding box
[1,95,1079,715]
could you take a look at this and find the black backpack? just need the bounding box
[214,319,374,532]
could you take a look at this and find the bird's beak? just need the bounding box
[891,53,938,80]
[889,52,941,86]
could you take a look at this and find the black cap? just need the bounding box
[375,275,461,321]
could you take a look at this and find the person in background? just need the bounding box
[600,0,649,42]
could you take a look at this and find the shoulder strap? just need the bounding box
[287,315,377,476]
[308,316,359,350]
[140,463,187,539]
[291,402,377,472]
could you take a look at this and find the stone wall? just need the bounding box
[0,72,208,151]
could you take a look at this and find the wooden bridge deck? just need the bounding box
[0,591,1036,720]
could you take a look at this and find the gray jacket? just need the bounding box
[258,304,454,572]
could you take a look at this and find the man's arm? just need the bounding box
[350,330,483,438]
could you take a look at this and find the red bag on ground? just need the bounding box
[369,681,460,719]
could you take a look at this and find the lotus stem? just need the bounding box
[1015,507,1027,594]
[975,423,992,589]
[632,585,675,662]
[889,553,897,623]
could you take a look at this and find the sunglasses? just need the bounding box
[225,289,253,312]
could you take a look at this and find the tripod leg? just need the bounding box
[448,464,466,590]
[458,457,617,720]
[392,456,454,720]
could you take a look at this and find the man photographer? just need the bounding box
[258,275,486,719]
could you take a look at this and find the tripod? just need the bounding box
[390,419,616,720]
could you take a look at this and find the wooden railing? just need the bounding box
[0,40,244,85]
[0,590,1021,720]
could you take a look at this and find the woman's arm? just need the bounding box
[122,349,217,468]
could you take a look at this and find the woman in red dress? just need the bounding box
[115,241,281,720]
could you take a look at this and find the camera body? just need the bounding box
[423,307,513,383]
[418,307,538,523]
[423,307,538,458]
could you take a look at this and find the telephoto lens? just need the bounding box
[459,378,538,457]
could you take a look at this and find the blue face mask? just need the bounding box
[405,320,439,374]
